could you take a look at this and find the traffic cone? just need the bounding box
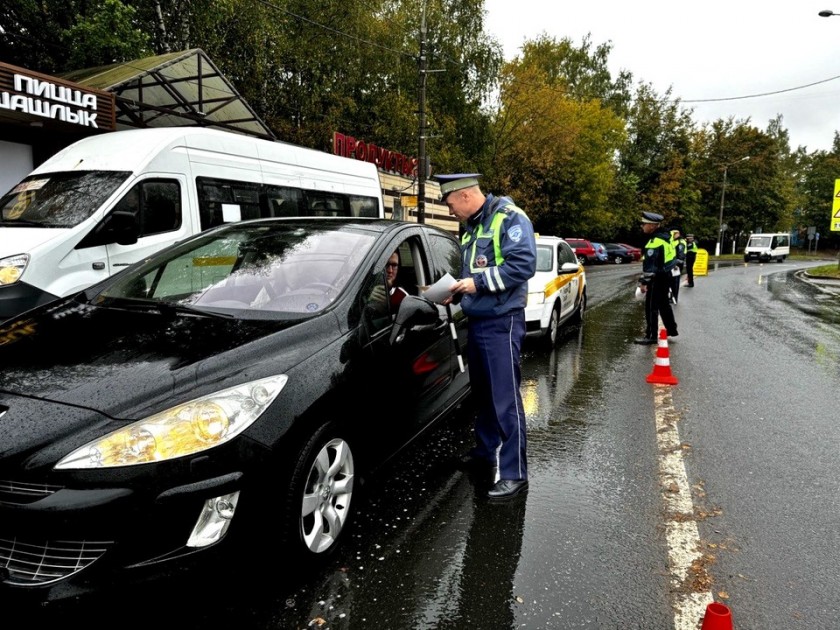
[700,602,733,630]
[645,328,678,385]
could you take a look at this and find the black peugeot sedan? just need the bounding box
[0,217,470,604]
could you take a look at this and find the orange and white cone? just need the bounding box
[646,328,678,385]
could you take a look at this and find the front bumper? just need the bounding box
[524,301,551,336]
[0,468,244,602]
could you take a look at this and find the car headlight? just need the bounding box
[527,291,545,307]
[55,374,289,469]
[0,254,29,285]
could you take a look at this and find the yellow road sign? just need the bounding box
[401,195,418,208]
[832,180,840,231]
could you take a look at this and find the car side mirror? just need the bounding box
[107,210,140,246]
[389,295,439,344]
[560,262,580,273]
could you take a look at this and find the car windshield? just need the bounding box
[96,221,376,317]
[749,237,771,247]
[0,171,131,227]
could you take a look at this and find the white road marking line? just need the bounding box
[653,385,713,630]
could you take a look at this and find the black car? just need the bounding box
[0,217,471,604]
[603,242,635,264]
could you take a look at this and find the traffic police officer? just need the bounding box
[684,234,698,287]
[669,228,687,304]
[635,212,678,344]
[437,173,537,501]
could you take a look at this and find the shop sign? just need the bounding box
[333,131,418,177]
[0,61,115,130]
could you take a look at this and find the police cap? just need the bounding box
[435,173,481,200]
[640,212,663,224]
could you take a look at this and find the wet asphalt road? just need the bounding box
[32,258,840,629]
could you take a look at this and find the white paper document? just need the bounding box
[422,272,457,303]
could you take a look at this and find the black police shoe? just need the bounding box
[633,336,656,345]
[487,479,529,501]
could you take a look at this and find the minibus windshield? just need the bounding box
[0,171,130,228]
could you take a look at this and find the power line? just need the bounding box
[681,73,840,103]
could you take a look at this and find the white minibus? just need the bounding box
[743,232,790,263]
[0,127,385,320]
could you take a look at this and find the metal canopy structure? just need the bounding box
[61,48,276,140]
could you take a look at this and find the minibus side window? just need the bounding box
[263,186,304,217]
[197,177,261,229]
[139,180,181,236]
[196,176,383,226]
[349,194,380,217]
[306,193,347,217]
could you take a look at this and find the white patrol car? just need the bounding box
[525,235,587,348]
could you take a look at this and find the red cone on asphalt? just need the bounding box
[700,601,733,630]
[645,328,678,385]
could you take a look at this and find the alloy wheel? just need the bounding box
[300,437,354,554]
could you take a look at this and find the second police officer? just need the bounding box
[669,227,687,304]
[684,234,698,287]
[635,212,678,345]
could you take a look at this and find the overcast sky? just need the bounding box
[483,0,840,153]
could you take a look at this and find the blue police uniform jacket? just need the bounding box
[640,228,676,286]
[458,193,537,318]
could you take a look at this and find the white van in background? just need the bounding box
[0,127,385,321]
[743,232,790,263]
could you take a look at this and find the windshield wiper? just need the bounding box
[156,301,236,319]
[99,297,235,319]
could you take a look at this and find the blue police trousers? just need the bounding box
[466,310,528,481]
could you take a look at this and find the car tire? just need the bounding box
[543,305,560,349]
[614,257,624,264]
[577,255,587,265]
[283,422,355,559]
[571,290,586,325]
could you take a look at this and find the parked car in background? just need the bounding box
[604,242,636,264]
[591,242,609,264]
[0,217,471,604]
[564,238,597,265]
[525,235,586,348]
[616,243,642,262]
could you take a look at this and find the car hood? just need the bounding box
[0,225,71,256]
[0,297,330,414]
[0,298,340,464]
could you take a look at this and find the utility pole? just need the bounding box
[416,2,427,224]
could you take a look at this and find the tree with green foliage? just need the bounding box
[795,134,840,251]
[487,35,625,237]
[615,82,697,238]
[0,0,150,72]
